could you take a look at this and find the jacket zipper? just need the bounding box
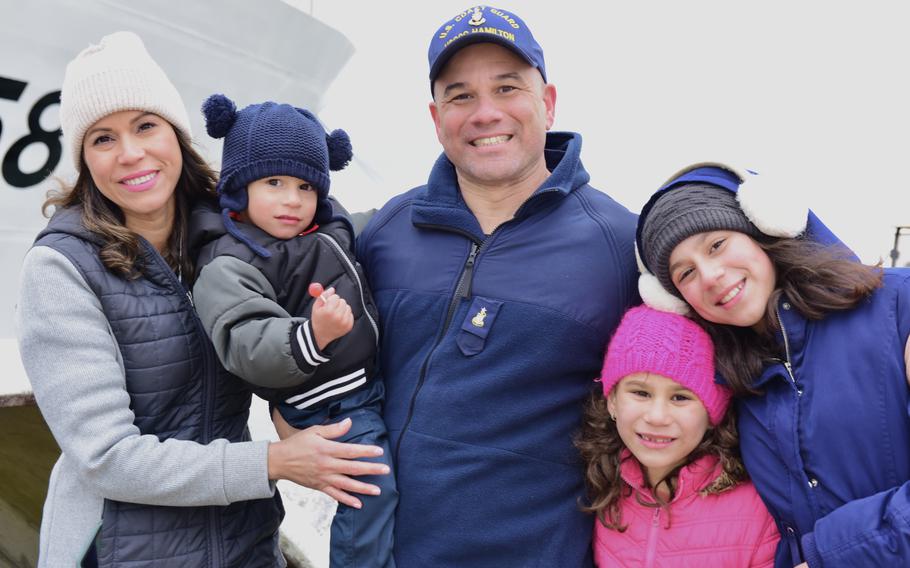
[394,189,559,461]
[140,239,222,567]
[394,239,481,460]
[776,302,811,562]
[317,232,380,344]
[451,242,480,306]
[774,305,797,386]
[644,508,660,568]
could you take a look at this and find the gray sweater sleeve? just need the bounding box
[193,255,328,389]
[16,246,274,506]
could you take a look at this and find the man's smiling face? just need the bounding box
[430,42,555,190]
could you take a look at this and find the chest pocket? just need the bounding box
[457,296,503,356]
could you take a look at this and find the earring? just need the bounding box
[609,413,616,422]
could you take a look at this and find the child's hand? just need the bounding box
[308,282,354,351]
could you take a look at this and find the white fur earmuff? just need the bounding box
[634,243,690,315]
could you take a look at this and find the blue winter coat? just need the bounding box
[737,269,910,567]
[356,132,638,567]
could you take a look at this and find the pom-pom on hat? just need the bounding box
[60,31,192,171]
[428,5,546,90]
[600,305,731,425]
[634,161,846,313]
[202,94,353,258]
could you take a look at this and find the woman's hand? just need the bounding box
[272,406,301,440]
[266,416,388,509]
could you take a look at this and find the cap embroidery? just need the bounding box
[468,6,486,26]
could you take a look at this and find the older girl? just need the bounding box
[636,162,910,567]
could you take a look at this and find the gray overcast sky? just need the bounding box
[308,0,910,265]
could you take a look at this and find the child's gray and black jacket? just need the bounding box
[190,199,380,419]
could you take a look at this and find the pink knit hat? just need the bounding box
[600,305,731,425]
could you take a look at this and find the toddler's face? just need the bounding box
[668,230,776,330]
[608,372,710,487]
[244,175,318,239]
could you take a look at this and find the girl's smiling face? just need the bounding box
[669,230,777,330]
[608,372,711,487]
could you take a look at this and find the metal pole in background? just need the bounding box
[890,226,910,267]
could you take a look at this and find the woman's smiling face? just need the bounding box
[82,110,182,230]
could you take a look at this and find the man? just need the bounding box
[357,6,638,566]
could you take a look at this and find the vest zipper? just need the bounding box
[317,232,380,344]
[140,239,222,567]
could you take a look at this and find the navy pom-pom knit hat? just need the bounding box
[201,93,353,257]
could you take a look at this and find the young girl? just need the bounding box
[636,162,910,567]
[578,305,779,567]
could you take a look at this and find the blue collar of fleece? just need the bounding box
[412,131,589,240]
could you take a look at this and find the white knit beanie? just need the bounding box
[59,31,192,171]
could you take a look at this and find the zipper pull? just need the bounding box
[782,361,803,395]
[461,243,479,298]
[783,360,796,385]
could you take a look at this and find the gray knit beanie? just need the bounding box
[639,183,761,296]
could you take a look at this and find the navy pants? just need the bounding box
[277,383,397,568]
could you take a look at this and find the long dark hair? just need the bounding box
[575,391,746,531]
[43,127,217,280]
[695,236,882,396]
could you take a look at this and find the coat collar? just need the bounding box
[619,449,722,505]
[411,131,589,240]
[752,295,809,389]
[38,205,105,247]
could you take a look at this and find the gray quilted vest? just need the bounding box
[35,206,284,567]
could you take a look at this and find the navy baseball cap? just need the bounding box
[428,5,546,89]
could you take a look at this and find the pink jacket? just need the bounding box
[594,453,779,567]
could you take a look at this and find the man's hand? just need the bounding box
[308,283,354,351]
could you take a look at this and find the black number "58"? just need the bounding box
[0,75,62,189]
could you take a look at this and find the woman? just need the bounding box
[16,31,388,567]
[634,161,910,567]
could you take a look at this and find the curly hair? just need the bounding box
[575,390,746,531]
[693,236,882,396]
[43,126,217,281]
